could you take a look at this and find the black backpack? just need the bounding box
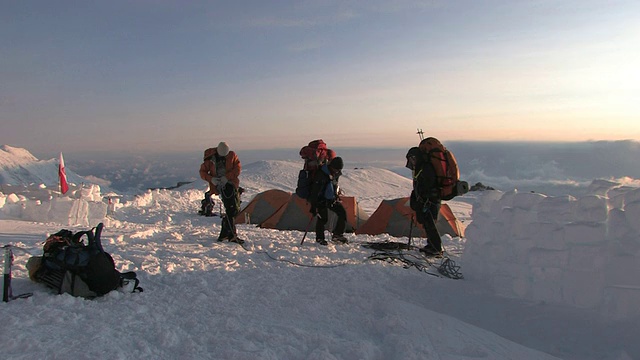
[198,192,216,217]
[35,223,142,298]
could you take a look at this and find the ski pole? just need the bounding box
[300,214,317,245]
[2,245,32,302]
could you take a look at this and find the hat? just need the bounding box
[406,147,421,159]
[405,147,421,169]
[329,156,344,171]
[217,142,229,157]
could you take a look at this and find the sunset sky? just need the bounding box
[2,0,639,154]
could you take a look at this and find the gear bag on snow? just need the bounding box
[417,137,469,200]
[198,192,216,216]
[296,139,336,199]
[31,223,143,298]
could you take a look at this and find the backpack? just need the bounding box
[198,192,216,217]
[34,223,143,298]
[296,140,336,199]
[418,137,469,201]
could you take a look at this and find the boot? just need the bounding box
[229,236,245,245]
[331,234,348,244]
[420,244,443,257]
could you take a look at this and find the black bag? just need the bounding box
[295,170,312,199]
[35,223,143,298]
[198,192,215,216]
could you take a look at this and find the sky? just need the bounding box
[2,152,640,359]
[2,0,640,155]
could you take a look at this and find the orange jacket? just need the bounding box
[199,149,241,195]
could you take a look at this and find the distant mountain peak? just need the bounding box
[0,145,39,167]
[0,145,111,192]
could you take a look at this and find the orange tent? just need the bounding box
[259,194,369,233]
[235,189,291,225]
[355,197,464,238]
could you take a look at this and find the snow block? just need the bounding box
[512,191,546,210]
[607,186,635,210]
[484,243,509,264]
[575,195,608,223]
[506,208,538,240]
[496,189,518,211]
[1,193,24,218]
[622,187,640,206]
[586,179,620,196]
[87,200,108,225]
[568,244,608,272]
[623,200,640,233]
[564,222,606,245]
[537,195,577,224]
[531,267,563,303]
[22,200,51,222]
[531,222,566,250]
[562,269,605,309]
[605,254,640,288]
[602,285,640,321]
[528,249,569,269]
[607,208,634,241]
[491,272,530,299]
[49,198,77,225]
[611,235,640,258]
[6,193,21,204]
[501,243,530,265]
[463,222,491,247]
[485,220,507,245]
[473,190,504,216]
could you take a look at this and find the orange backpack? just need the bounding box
[418,137,468,200]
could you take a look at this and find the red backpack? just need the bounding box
[418,137,468,200]
[299,139,336,171]
[296,140,336,198]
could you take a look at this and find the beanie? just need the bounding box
[405,147,421,159]
[405,147,421,169]
[217,142,229,157]
[329,156,344,171]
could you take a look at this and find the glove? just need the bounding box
[219,176,228,186]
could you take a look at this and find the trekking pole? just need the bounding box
[300,214,317,245]
[3,245,11,302]
[408,216,414,247]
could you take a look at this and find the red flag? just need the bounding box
[59,152,69,194]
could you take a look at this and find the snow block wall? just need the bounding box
[463,182,640,321]
[0,183,107,226]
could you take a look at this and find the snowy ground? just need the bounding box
[1,155,639,360]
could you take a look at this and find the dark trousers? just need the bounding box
[316,201,347,240]
[415,200,442,251]
[219,183,240,239]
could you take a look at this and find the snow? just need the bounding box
[1,147,639,360]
